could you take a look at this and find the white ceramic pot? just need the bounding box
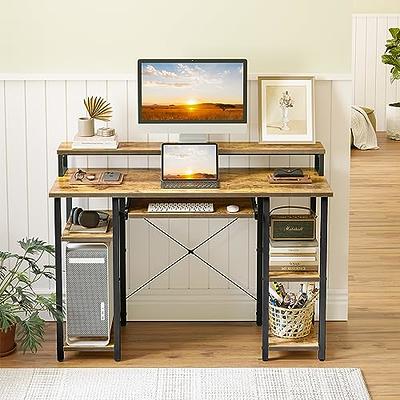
[386,103,400,140]
[78,117,94,137]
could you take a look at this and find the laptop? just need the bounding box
[161,143,219,189]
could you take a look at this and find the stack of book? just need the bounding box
[269,239,319,272]
[72,134,119,149]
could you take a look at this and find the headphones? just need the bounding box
[70,207,109,229]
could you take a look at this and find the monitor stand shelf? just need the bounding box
[58,141,326,156]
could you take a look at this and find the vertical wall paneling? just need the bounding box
[45,81,68,292]
[25,81,50,291]
[4,81,28,254]
[0,76,350,320]
[107,80,128,169]
[188,219,210,289]
[329,81,351,297]
[168,218,189,289]
[148,218,170,289]
[86,80,109,211]
[65,81,88,209]
[208,219,230,289]
[353,14,400,131]
[365,16,377,109]
[0,82,9,252]
[353,16,367,106]
[130,218,150,293]
[228,219,249,291]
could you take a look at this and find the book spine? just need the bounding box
[269,265,319,272]
[269,260,318,267]
[270,255,317,262]
[72,144,118,149]
[269,247,318,254]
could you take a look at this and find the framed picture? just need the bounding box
[258,76,315,144]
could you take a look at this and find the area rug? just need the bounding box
[0,368,370,400]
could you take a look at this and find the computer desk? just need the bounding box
[49,142,332,363]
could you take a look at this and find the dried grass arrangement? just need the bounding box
[84,97,112,122]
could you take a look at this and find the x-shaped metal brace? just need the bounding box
[126,217,256,301]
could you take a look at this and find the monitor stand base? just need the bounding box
[178,133,208,143]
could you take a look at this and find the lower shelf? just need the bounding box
[269,325,318,351]
[64,341,114,352]
[269,271,320,282]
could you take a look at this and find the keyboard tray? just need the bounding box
[128,198,255,219]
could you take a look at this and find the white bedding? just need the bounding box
[351,106,379,150]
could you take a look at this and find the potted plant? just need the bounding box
[0,238,63,356]
[382,27,400,140]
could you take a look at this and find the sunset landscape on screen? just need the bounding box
[140,62,244,122]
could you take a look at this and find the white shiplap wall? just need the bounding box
[0,77,351,321]
[353,14,400,130]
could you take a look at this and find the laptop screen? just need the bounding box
[162,143,218,181]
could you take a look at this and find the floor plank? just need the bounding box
[1,133,399,399]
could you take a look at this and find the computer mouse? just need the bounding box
[227,205,239,213]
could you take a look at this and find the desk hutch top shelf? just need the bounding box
[57,141,326,156]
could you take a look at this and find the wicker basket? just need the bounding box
[269,301,316,339]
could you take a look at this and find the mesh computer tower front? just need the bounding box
[65,242,113,347]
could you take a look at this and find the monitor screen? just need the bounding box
[138,59,247,124]
[162,143,218,181]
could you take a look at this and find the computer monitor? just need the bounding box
[136,59,248,141]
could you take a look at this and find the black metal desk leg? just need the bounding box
[66,198,72,218]
[315,154,325,176]
[310,198,316,213]
[54,197,64,362]
[318,197,328,361]
[112,198,122,361]
[261,197,270,361]
[256,200,263,326]
[57,154,72,217]
[119,198,127,326]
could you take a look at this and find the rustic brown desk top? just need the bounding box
[57,141,326,156]
[49,168,333,198]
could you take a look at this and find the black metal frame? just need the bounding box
[58,154,72,217]
[310,153,325,213]
[259,197,270,361]
[54,197,64,362]
[318,197,328,361]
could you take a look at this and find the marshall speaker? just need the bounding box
[270,206,317,241]
[65,242,113,347]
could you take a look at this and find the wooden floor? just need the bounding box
[1,133,399,399]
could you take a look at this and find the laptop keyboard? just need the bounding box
[161,181,220,189]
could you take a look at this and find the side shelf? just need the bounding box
[61,211,113,242]
[269,325,319,351]
[269,271,320,282]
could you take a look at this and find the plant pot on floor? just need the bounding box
[387,103,400,140]
[0,325,17,357]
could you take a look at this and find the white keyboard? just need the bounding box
[147,202,214,213]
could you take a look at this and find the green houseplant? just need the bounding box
[382,27,400,140]
[0,238,63,356]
